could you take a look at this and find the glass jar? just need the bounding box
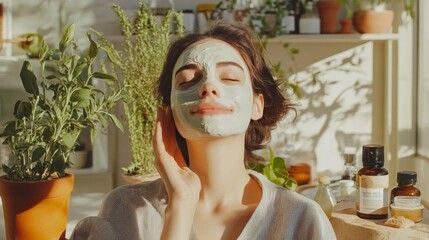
[299,0,320,34]
[314,176,337,218]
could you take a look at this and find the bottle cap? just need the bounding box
[362,144,384,166]
[318,176,331,185]
[397,171,417,185]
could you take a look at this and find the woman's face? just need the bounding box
[170,39,262,140]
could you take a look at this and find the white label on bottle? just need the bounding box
[357,175,388,214]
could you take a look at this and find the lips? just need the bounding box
[190,102,233,115]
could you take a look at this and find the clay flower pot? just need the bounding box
[0,174,74,240]
[353,10,394,33]
[317,0,340,34]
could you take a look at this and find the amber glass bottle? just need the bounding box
[390,171,421,204]
[356,144,389,219]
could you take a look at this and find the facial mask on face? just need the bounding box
[171,41,254,140]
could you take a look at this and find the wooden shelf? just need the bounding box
[267,33,399,43]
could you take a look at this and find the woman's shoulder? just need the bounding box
[102,178,167,211]
[249,170,319,208]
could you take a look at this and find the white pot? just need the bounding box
[68,151,88,169]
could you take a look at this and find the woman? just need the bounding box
[71,20,336,240]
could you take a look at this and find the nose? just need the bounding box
[199,83,219,98]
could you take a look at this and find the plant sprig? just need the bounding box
[247,147,298,191]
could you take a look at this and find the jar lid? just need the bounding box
[397,171,417,185]
[390,203,424,211]
[339,179,354,187]
[393,196,421,208]
[362,144,384,166]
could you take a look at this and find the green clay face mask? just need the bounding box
[171,41,254,140]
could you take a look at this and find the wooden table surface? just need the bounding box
[331,196,429,240]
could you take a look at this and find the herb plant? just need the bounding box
[93,4,184,175]
[0,24,125,181]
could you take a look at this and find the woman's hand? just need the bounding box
[153,107,201,202]
[153,107,200,240]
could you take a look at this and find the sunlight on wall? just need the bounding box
[268,42,378,179]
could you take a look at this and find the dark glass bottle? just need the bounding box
[356,144,389,219]
[390,171,421,204]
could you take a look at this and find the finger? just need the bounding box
[174,149,188,168]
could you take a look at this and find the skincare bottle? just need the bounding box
[356,144,389,219]
[314,176,337,218]
[390,171,423,222]
[341,150,356,182]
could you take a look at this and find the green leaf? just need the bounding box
[20,61,39,95]
[62,132,76,150]
[263,165,285,186]
[87,33,98,60]
[73,61,87,79]
[52,105,62,122]
[52,155,66,175]
[75,99,90,108]
[0,121,16,137]
[31,146,45,162]
[13,101,32,119]
[39,40,49,62]
[268,146,275,164]
[45,50,60,61]
[2,164,11,174]
[96,113,107,128]
[272,157,287,176]
[92,71,118,82]
[90,128,96,143]
[104,112,124,132]
[59,24,75,52]
[100,46,121,65]
[290,48,299,55]
[284,178,298,191]
[71,88,92,102]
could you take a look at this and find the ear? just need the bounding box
[251,93,264,120]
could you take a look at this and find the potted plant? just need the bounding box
[342,0,416,33]
[92,3,183,183]
[0,24,125,239]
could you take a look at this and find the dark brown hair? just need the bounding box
[157,20,295,163]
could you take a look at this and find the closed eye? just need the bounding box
[177,71,203,89]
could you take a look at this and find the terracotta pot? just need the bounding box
[0,173,74,240]
[339,18,356,34]
[317,0,340,34]
[353,10,394,33]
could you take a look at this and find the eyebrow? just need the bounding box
[174,61,244,76]
[217,61,244,71]
[175,64,199,76]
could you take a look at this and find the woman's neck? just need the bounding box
[186,134,253,208]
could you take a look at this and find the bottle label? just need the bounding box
[357,175,388,214]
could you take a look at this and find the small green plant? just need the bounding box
[0,24,125,181]
[247,147,298,191]
[93,3,184,176]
